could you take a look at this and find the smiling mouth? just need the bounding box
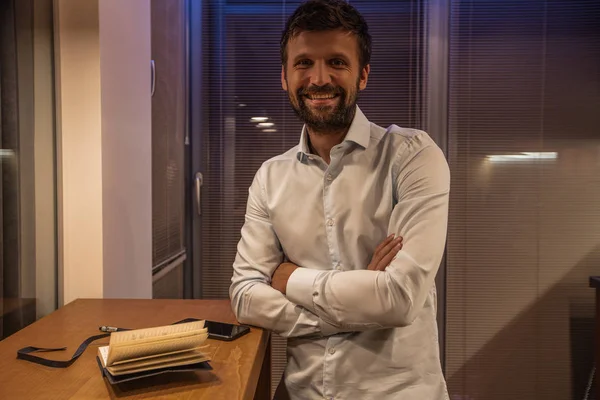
[305,93,338,100]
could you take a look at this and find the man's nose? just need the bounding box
[309,62,332,86]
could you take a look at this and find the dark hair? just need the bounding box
[280,0,372,69]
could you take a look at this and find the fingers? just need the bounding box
[368,235,403,271]
[373,234,395,254]
[376,236,402,265]
[368,236,393,270]
[375,241,403,271]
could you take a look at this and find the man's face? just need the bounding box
[282,29,370,134]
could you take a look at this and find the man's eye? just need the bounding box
[330,59,346,67]
[295,60,312,67]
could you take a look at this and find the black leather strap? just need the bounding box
[17,333,110,368]
[16,318,201,368]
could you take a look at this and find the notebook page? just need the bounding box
[109,321,205,346]
[108,348,209,374]
[107,332,208,365]
[111,343,211,366]
[98,345,109,367]
[107,353,210,376]
[110,328,207,350]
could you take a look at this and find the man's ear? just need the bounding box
[281,65,288,91]
[359,64,370,91]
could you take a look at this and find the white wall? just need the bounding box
[54,0,152,305]
[54,0,104,304]
[99,0,153,299]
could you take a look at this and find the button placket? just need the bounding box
[323,336,337,400]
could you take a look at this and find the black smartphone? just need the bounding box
[205,320,250,341]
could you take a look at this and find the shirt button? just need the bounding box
[326,219,334,226]
[326,174,333,181]
[328,348,336,355]
[312,291,319,297]
[335,264,341,271]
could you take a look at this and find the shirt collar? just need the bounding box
[296,106,371,161]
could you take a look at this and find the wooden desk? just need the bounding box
[590,277,600,399]
[0,299,271,400]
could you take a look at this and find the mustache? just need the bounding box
[297,85,344,97]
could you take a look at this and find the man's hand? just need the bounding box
[367,234,403,271]
[271,262,299,295]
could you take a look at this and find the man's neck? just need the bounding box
[307,128,348,164]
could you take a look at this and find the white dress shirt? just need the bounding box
[230,106,450,400]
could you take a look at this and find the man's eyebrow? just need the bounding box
[292,53,310,62]
[292,52,352,62]
[329,53,352,61]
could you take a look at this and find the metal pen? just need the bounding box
[98,325,130,333]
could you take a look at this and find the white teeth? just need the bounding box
[309,94,335,100]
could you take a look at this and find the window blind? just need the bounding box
[446,1,600,399]
[0,0,20,340]
[200,0,429,394]
[151,0,187,272]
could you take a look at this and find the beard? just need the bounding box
[287,79,359,135]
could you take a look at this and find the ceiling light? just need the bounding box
[0,149,15,157]
[251,117,269,122]
[257,122,274,127]
[486,152,557,163]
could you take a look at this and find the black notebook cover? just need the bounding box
[95,356,212,385]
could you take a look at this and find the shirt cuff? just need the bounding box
[286,267,321,311]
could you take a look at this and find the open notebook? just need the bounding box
[97,320,212,383]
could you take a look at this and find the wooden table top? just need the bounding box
[0,299,269,400]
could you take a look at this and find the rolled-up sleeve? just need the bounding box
[285,141,450,329]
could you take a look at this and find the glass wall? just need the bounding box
[0,0,57,340]
[446,1,600,399]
